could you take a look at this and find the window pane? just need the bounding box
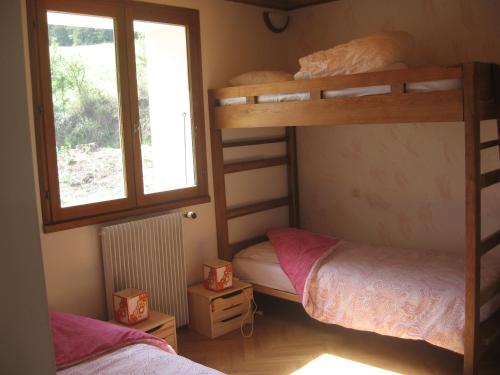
[47,12,126,207]
[133,21,195,195]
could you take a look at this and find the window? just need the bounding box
[28,0,208,231]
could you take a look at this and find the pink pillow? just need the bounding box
[267,228,338,297]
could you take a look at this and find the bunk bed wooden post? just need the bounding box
[463,62,481,375]
[209,91,231,260]
[463,63,500,374]
[496,65,500,159]
[286,127,300,228]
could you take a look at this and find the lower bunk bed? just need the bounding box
[233,228,500,356]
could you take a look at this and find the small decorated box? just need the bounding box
[113,288,149,325]
[203,260,233,291]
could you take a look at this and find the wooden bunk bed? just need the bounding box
[208,62,500,375]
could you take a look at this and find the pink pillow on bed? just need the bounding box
[50,311,173,370]
[267,228,338,298]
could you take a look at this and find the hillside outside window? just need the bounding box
[28,0,208,231]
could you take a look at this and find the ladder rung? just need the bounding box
[480,139,499,150]
[226,197,289,219]
[480,308,500,349]
[224,157,288,174]
[481,169,500,189]
[222,136,288,148]
[481,229,500,256]
[480,279,500,306]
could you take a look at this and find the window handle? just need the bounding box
[135,123,142,144]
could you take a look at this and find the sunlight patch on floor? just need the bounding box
[291,353,402,375]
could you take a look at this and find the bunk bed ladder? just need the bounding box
[209,92,300,261]
[464,63,500,375]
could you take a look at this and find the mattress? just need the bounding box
[218,78,463,106]
[233,241,296,294]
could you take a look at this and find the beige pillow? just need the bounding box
[294,31,415,80]
[229,71,293,86]
[234,241,279,264]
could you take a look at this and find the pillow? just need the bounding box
[234,241,279,264]
[266,228,338,297]
[229,70,293,86]
[294,31,415,80]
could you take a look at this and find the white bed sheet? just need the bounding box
[59,344,223,375]
[218,78,462,106]
[233,241,295,294]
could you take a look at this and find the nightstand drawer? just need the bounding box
[212,313,247,337]
[212,300,250,322]
[150,323,175,340]
[211,288,252,312]
[109,310,177,351]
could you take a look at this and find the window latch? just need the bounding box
[135,124,142,144]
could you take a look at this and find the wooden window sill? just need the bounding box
[43,194,210,233]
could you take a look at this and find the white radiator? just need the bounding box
[101,212,188,326]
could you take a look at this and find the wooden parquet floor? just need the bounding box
[177,295,500,375]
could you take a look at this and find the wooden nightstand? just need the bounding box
[110,310,177,351]
[188,279,253,338]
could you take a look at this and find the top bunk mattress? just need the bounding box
[218,78,463,106]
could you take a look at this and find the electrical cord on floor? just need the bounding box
[240,288,258,338]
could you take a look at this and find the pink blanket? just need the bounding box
[268,228,500,354]
[303,241,468,353]
[50,311,175,370]
[267,228,338,298]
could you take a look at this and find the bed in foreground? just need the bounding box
[50,311,222,375]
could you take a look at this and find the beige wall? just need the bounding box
[288,0,500,252]
[35,0,291,319]
[0,0,55,373]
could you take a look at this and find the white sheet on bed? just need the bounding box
[58,344,223,375]
[233,241,295,294]
[218,78,463,106]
